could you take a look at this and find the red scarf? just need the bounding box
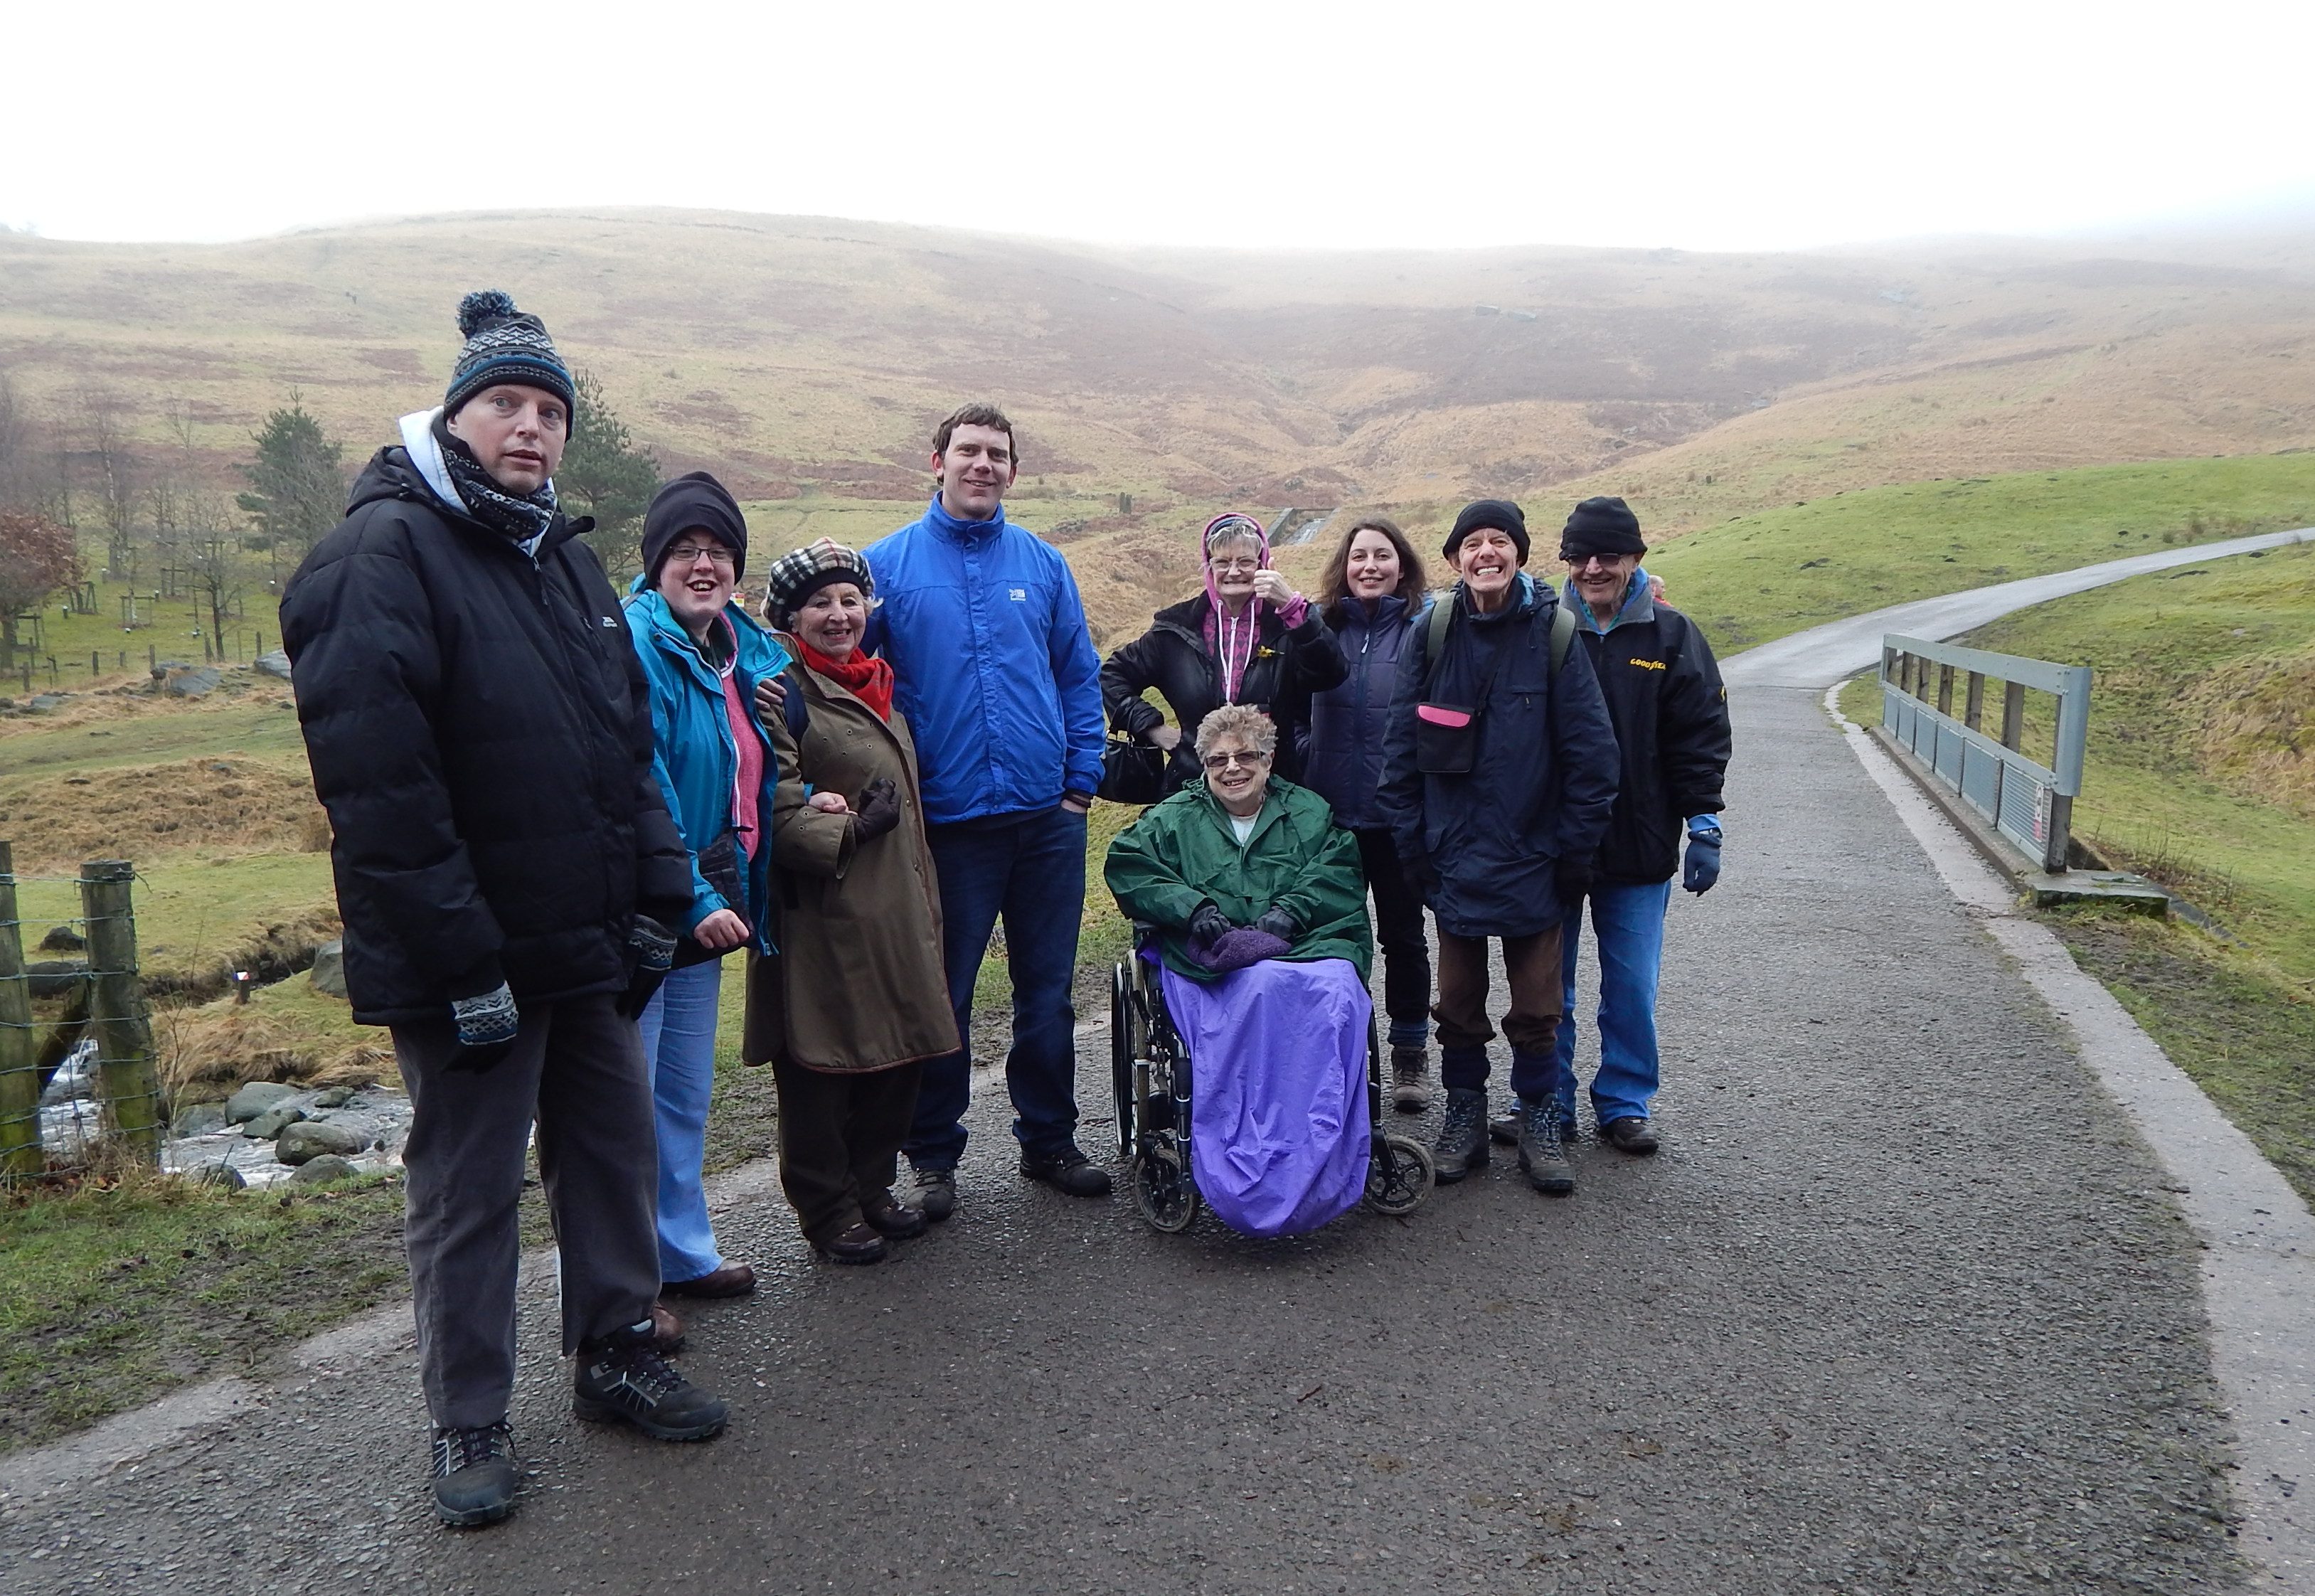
[799,639,895,721]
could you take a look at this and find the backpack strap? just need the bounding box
[1420,594,1454,692]
[1420,588,1575,686]
[1548,600,1576,677]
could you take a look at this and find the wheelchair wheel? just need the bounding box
[1132,1146,1201,1233]
[1109,964,1136,1158]
[1364,1133,1434,1217]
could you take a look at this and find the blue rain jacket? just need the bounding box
[861,497,1105,824]
[623,582,790,944]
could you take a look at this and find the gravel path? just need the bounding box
[0,671,2250,1594]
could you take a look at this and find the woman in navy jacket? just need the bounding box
[1299,515,1436,1111]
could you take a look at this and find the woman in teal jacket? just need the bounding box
[622,473,789,1309]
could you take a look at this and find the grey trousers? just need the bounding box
[392,992,661,1430]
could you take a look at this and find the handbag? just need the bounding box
[1098,733,1167,806]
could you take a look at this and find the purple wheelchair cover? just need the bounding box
[1156,954,1373,1238]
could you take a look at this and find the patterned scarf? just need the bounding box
[432,413,559,546]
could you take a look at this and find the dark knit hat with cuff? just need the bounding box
[642,472,749,582]
[443,290,577,425]
[764,538,876,626]
[1442,499,1530,563]
[1560,496,1646,559]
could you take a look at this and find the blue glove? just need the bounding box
[1683,821,1723,895]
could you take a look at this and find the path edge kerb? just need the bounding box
[1821,679,2315,1592]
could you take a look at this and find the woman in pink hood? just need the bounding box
[1100,513,1348,798]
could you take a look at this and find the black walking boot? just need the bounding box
[430,1421,518,1527]
[1515,1097,1575,1196]
[573,1321,730,1441]
[1021,1143,1113,1197]
[1432,1087,1490,1183]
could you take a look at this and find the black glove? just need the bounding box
[853,777,901,843]
[1188,901,1233,945]
[448,982,519,1074]
[616,915,678,1019]
[1555,856,1594,908]
[1253,905,1297,941]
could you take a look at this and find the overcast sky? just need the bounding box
[9,0,2313,252]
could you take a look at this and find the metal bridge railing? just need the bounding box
[1878,635,2090,873]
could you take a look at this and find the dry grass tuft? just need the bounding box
[2188,651,2315,820]
[159,981,394,1102]
[0,756,328,875]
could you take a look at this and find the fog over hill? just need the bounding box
[3,207,2312,537]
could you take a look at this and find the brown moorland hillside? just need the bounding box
[4,208,2313,585]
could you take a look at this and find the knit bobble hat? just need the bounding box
[642,472,749,582]
[1442,499,1530,563]
[443,290,577,426]
[764,538,875,627]
[1560,496,1646,559]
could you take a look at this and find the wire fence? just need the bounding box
[4,632,277,696]
[0,844,164,1181]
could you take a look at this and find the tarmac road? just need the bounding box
[6,550,2288,1594]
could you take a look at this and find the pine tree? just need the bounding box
[558,370,661,578]
[235,394,346,572]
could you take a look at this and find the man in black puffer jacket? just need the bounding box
[1487,496,1730,1160]
[282,291,726,1529]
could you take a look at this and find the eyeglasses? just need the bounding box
[1202,750,1270,770]
[1210,559,1261,575]
[666,544,735,568]
[1566,553,1630,570]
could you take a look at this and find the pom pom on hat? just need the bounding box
[456,289,520,339]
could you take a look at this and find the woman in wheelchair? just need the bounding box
[1105,705,1427,1235]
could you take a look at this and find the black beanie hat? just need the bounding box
[1560,496,1646,559]
[1442,499,1530,563]
[642,472,749,582]
[443,290,577,424]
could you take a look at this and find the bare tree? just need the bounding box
[166,494,246,663]
[79,389,139,582]
[0,372,36,511]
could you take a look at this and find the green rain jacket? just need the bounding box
[1105,778,1372,984]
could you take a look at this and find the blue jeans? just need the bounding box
[1553,879,1672,1126]
[637,959,727,1284]
[907,806,1087,1170]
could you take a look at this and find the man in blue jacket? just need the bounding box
[863,403,1110,1215]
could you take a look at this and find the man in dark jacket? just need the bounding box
[281,291,728,1530]
[1508,496,1731,1154]
[1376,500,1621,1197]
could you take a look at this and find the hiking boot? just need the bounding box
[1432,1087,1490,1183]
[813,1221,888,1265]
[649,1301,686,1354]
[1021,1144,1114,1197]
[430,1421,518,1528]
[1494,1107,1576,1146]
[573,1322,729,1441]
[661,1262,755,1299]
[1390,1046,1431,1113]
[911,1166,957,1221]
[1600,1116,1659,1155]
[862,1192,927,1240]
[1516,1098,1575,1196]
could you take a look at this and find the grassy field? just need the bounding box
[1838,539,2315,1205]
[1646,454,2315,653]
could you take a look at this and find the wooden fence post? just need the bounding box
[80,859,162,1164]
[0,842,43,1178]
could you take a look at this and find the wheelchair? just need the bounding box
[1107,931,1435,1233]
